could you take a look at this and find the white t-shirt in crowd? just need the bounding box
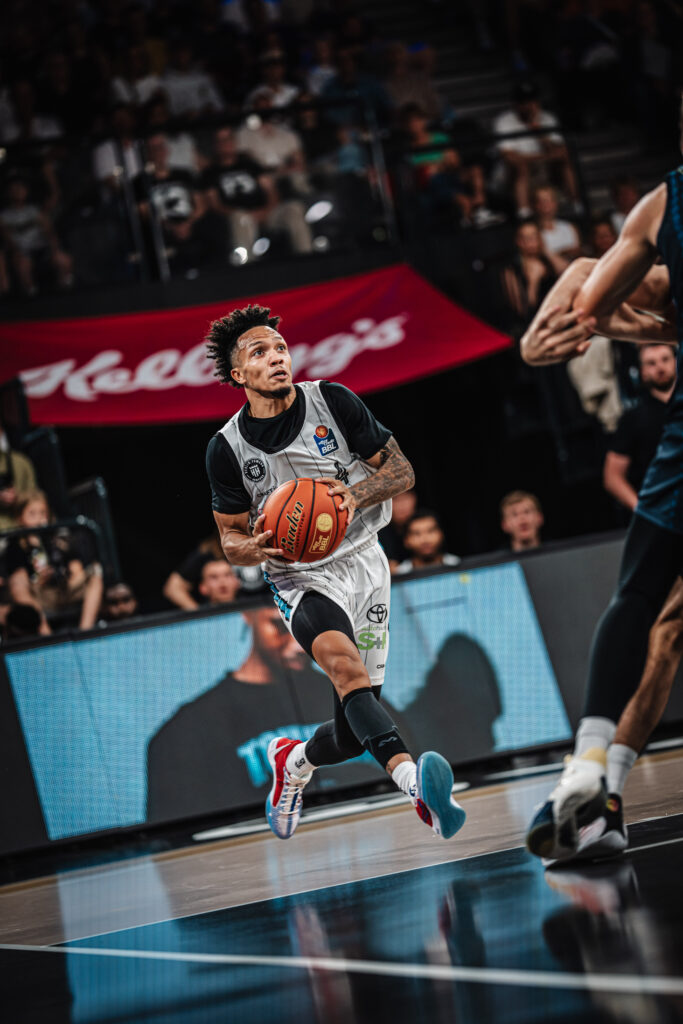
[93,138,144,181]
[245,82,299,109]
[111,74,163,107]
[162,70,224,117]
[494,108,563,155]
[541,218,579,254]
[235,123,302,169]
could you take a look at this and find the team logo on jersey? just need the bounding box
[367,603,388,624]
[314,425,339,456]
[334,460,349,484]
[243,458,266,482]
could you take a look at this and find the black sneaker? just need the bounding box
[543,792,627,867]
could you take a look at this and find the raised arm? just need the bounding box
[318,436,415,524]
[573,184,666,317]
[213,509,284,566]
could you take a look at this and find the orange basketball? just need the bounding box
[262,478,348,563]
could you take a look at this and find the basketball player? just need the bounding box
[205,305,466,841]
[519,139,682,862]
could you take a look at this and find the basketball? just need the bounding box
[261,478,348,563]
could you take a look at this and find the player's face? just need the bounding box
[405,517,444,560]
[252,607,306,670]
[640,346,676,392]
[232,326,293,398]
[502,500,542,543]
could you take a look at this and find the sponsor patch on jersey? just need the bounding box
[314,425,339,456]
[243,458,266,482]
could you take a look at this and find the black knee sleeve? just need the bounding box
[341,687,409,769]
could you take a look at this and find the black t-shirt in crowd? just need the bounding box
[133,167,197,222]
[206,382,391,515]
[6,533,80,584]
[609,391,670,490]
[202,157,268,210]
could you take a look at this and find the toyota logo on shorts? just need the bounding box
[367,604,387,624]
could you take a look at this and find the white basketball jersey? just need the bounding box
[219,381,391,571]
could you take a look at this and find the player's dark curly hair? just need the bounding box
[205,304,281,387]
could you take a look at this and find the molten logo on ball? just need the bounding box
[316,513,333,532]
[281,500,305,556]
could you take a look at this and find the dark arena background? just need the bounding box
[1,1,683,1022]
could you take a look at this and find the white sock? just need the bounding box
[391,760,417,802]
[574,717,616,761]
[285,742,315,779]
[606,744,638,795]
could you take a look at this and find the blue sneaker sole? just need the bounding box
[417,752,466,839]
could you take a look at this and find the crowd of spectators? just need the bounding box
[1,1,677,296]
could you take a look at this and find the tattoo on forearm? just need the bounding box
[351,437,415,509]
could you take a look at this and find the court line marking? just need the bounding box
[625,835,683,855]
[1,942,683,995]
[43,821,683,948]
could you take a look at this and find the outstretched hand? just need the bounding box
[521,304,597,366]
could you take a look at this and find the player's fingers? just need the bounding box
[546,322,593,351]
[255,528,275,546]
[252,513,266,536]
[262,546,284,558]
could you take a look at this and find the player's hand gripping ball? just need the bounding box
[261,478,348,563]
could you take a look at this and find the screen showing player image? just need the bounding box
[3,561,569,842]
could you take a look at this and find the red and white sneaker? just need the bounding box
[265,737,312,840]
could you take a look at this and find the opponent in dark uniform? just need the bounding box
[519,153,681,862]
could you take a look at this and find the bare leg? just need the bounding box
[614,577,683,751]
[311,629,411,774]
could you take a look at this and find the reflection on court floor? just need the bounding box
[3,812,683,1024]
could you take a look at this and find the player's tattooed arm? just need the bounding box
[319,437,415,524]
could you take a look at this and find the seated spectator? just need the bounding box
[384,43,443,125]
[379,488,417,571]
[246,51,299,110]
[236,89,307,174]
[198,559,241,606]
[533,185,581,264]
[164,535,264,611]
[204,124,312,258]
[500,491,543,552]
[399,102,450,178]
[501,220,557,331]
[6,490,103,632]
[589,217,618,258]
[493,80,578,218]
[38,50,98,135]
[92,104,144,190]
[162,42,225,120]
[134,134,225,273]
[111,44,164,108]
[3,602,46,643]
[99,582,139,624]
[0,79,63,144]
[306,36,338,96]
[394,510,460,574]
[322,47,393,128]
[609,176,640,236]
[0,423,37,531]
[0,176,73,295]
[144,94,201,176]
[604,344,676,513]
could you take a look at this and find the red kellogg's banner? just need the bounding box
[0,265,509,426]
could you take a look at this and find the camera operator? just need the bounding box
[6,491,103,634]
